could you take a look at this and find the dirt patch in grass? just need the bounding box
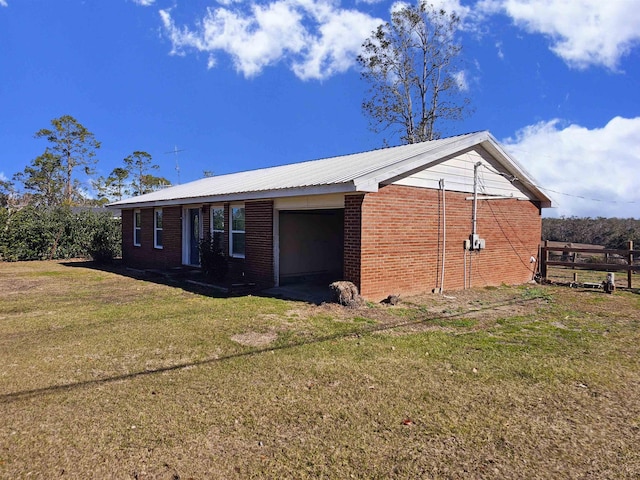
[342,284,554,336]
[1,261,640,478]
[231,331,278,347]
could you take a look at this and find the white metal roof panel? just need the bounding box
[109,132,552,208]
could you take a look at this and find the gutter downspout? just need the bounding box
[439,179,446,294]
[463,249,467,290]
[472,161,482,236]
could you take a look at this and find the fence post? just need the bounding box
[540,240,548,281]
[629,240,634,289]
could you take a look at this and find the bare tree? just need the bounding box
[357,2,470,144]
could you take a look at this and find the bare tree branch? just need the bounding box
[357,2,470,144]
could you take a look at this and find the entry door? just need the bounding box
[189,208,200,265]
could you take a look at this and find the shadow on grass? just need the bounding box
[60,260,333,304]
[60,260,249,299]
[0,294,542,404]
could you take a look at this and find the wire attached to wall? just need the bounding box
[485,199,536,274]
[469,163,538,287]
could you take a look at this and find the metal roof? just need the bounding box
[109,131,552,208]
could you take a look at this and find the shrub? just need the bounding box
[88,213,122,264]
[0,206,121,262]
[200,232,228,281]
[1,206,56,260]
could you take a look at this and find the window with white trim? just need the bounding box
[133,210,141,246]
[154,208,163,249]
[211,206,224,242]
[230,205,245,258]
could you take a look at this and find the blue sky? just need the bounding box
[1,0,639,218]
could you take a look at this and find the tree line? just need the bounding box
[542,217,640,249]
[0,114,171,262]
[1,114,169,209]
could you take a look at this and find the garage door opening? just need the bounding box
[278,209,344,286]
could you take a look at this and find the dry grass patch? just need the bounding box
[1,261,639,478]
[231,331,278,347]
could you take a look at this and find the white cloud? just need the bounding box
[484,0,640,70]
[503,117,640,218]
[0,0,8,7]
[428,0,472,19]
[132,0,155,6]
[386,0,485,31]
[452,70,468,91]
[216,0,244,6]
[156,0,640,76]
[159,1,382,80]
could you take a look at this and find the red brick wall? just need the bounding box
[121,206,182,269]
[356,184,542,299]
[119,185,540,298]
[344,194,364,288]
[121,202,275,286]
[245,200,274,287]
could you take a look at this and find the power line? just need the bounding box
[526,181,638,205]
[479,163,639,205]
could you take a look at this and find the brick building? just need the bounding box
[109,132,552,300]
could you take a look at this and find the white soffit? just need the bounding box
[274,194,345,210]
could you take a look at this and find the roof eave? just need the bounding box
[107,182,364,209]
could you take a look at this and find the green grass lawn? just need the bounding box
[1,261,639,478]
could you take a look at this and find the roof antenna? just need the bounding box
[165,145,185,184]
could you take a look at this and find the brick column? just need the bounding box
[245,200,274,287]
[121,208,134,265]
[344,194,364,290]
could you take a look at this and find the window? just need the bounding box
[211,206,224,242]
[230,205,245,258]
[133,210,141,246]
[154,208,163,249]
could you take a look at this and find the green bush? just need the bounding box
[87,213,122,264]
[1,206,55,261]
[0,206,121,262]
[199,232,228,281]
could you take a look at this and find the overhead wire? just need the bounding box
[481,161,639,205]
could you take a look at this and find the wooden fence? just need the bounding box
[539,240,639,289]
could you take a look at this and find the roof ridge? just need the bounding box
[293,130,484,165]
[179,132,488,183]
